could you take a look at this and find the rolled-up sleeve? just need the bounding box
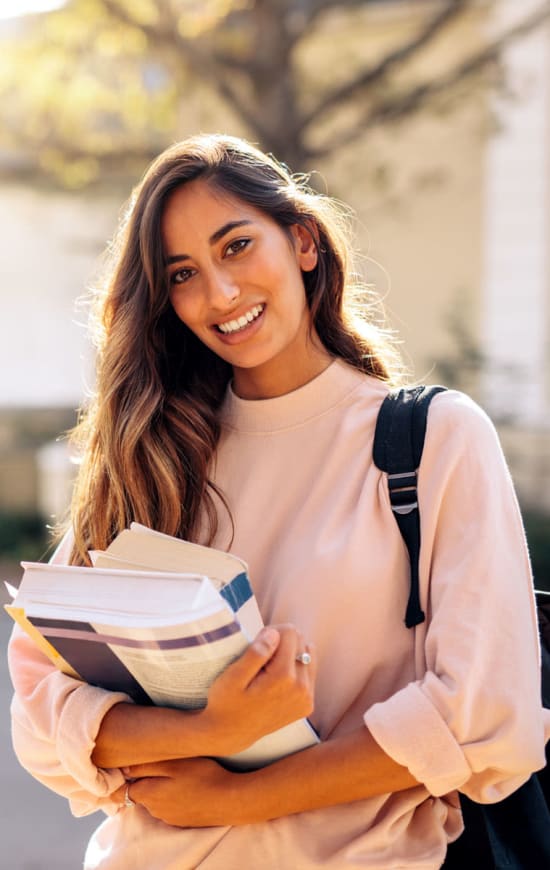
[9,625,131,816]
[364,390,549,802]
[7,529,131,817]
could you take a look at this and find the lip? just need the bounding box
[211,303,266,345]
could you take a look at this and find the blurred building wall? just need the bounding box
[0,184,119,522]
[480,0,550,427]
[0,407,76,515]
[0,184,120,407]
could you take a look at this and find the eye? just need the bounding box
[225,238,251,257]
[170,267,195,285]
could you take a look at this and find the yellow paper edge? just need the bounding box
[4,605,82,680]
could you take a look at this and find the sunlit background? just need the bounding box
[1,2,549,867]
[0,0,65,18]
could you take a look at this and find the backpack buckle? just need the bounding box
[388,471,418,515]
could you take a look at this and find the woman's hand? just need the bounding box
[115,758,242,827]
[201,624,316,757]
[91,624,315,770]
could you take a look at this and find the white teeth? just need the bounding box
[218,304,264,334]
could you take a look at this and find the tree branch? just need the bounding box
[97,0,178,53]
[309,1,550,159]
[98,0,238,78]
[97,0,271,140]
[304,0,397,25]
[300,0,471,131]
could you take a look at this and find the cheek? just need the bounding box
[285,270,309,315]
[169,290,201,329]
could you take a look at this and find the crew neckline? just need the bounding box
[220,358,370,433]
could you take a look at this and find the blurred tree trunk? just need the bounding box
[3,0,550,181]
[97,0,550,166]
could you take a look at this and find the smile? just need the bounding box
[216,304,265,334]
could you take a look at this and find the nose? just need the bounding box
[204,266,239,309]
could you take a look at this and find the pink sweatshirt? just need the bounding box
[8,359,549,869]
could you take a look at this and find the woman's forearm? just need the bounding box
[121,725,421,827]
[235,726,419,823]
[91,702,216,768]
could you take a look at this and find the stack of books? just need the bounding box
[5,523,318,770]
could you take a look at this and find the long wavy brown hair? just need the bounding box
[67,134,403,565]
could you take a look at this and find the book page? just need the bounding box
[109,524,248,583]
[91,551,264,639]
[17,563,222,622]
[93,609,248,708]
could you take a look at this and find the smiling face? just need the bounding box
[161,179,332,399]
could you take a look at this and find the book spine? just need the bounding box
[218,571,253,612]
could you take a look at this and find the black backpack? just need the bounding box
[373,385,550,869]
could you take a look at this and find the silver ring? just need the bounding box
[296,651,311,665]
[124,784,135,808]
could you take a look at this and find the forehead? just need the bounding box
[161,180,263,244]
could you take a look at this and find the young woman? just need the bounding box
[9,134,549,869]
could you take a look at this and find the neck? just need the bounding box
[232,339,333,400]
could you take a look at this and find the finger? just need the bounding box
[125,761,171,779]
[295,641,317,685]
[112,783,128,806]
[266,624,301,676]
[216,627,280,689]
[295,641,312,667]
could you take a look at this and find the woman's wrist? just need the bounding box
[180,706,228,757]
[191,704,271,760]
[93,702,224,768]
[216,768,267,826]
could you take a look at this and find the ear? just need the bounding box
[290,223,318,273]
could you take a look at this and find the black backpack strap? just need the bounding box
[373,385,447,628]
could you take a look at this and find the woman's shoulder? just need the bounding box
[419,387,510,482]
[332,372,501,462]
[426,387,500,445]
[353,376,499,449]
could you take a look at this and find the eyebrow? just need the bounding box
[164,219,254,266]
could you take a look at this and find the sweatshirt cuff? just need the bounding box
[364,682,471,796]
[57,681,132,795]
